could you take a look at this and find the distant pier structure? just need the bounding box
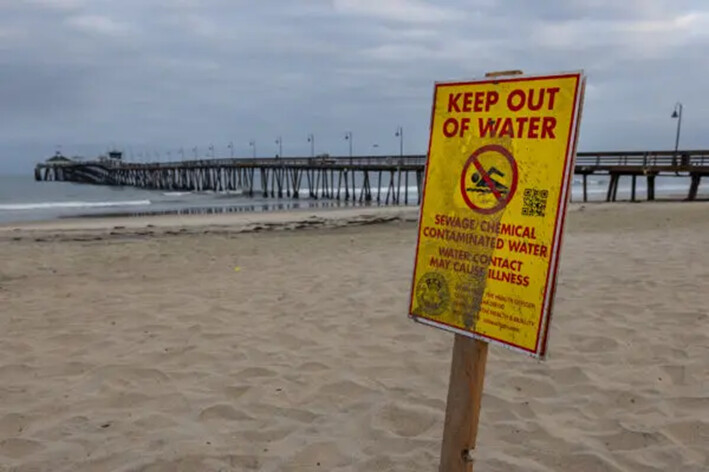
[35,149,708,203]
[35,151,428,205]
[574,150,708,201]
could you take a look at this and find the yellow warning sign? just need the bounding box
[409,71,586,358]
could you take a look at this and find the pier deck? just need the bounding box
[35,150,708,203]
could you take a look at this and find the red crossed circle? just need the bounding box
[460,144,518,215]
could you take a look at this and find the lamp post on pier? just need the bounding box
[179,148,185,161]
[395,125,407,202]
[671,102,683,173]
[249,140,256,158]
[208,143,215,158]
[395,126,403,159]
[275,136,282,158]
[671,102,683,154]
[193,146,199,159]
[228,141,234,158]
[307,134,315,157]
[345,131,353,164]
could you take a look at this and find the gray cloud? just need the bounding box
[1,0,707,172]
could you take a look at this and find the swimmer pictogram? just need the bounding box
[460,144,518,214]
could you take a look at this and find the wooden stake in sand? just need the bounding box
[439,335,488,472]
[407,70,586,471]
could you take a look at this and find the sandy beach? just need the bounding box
[0,202,708,471]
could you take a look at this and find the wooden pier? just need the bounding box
[575,150,708,202]
[34,150,708,203]
[35,155,428,205]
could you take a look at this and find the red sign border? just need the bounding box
[459,144,518,215]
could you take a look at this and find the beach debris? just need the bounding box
[234,266,241,272]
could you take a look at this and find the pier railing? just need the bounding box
[575,150,709,169]
[97,155,429,169]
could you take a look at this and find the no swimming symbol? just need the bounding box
[460,144,518,214]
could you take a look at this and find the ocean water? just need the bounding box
[0,173,705,224]
[0,174,388,224]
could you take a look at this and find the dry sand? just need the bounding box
[0,202,707,471]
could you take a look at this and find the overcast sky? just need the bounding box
[1,0,708,173]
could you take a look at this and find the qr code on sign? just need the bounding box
[522,188,548,217]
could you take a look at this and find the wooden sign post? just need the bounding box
[439,335,488,471]
[407,69,586,470]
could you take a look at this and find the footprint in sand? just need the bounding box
[371,402,437,438]
[0,438,43,459]
[198,404,254,422]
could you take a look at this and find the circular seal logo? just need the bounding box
[415,272,450,317]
